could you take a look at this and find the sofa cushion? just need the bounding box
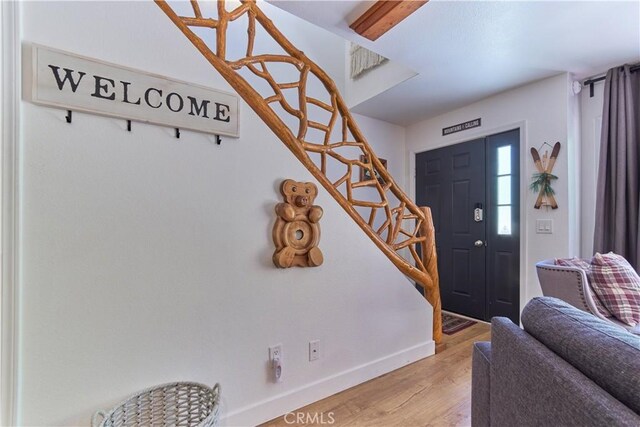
[588,252,640,326]
[555,257,612,317]
[521,297,640,414]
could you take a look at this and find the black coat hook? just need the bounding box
[175,128,180,139]
[65,110,72,123]
[126,120,131,132]
[216,135,221,145]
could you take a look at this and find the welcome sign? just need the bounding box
[25,44,239,137]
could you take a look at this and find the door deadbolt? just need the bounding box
[474,203,483,222]
[474,240,485,247]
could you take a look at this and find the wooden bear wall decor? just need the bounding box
[273,179,323,268]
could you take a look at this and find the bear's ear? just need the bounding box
[280,179,295,197]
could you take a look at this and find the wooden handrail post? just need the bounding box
[419,207,442,343]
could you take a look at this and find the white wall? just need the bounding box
[15,1,432,425]
[567,76,581,257]
[406,73,580,312]
[579,81,605,257]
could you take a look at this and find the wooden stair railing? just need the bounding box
[155,0,442,342]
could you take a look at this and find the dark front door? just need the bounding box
[415,129,520,323]
[416,138,487,320]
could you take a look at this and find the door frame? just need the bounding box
[409,120,528,322]
[1,0,20,424]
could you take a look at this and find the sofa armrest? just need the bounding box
[522,297,640,413]
[471,342,491,427]
[491,317,640,426]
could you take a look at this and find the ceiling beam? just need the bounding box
[349,1,429,41]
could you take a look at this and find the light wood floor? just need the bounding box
[262,322,491,427]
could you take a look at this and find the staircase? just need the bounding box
[155,0,442,342]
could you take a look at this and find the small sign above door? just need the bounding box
[24,44,240,137]
[442,118,481,136]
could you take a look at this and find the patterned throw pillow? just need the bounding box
[588,252,640,326]
[555,257,612,317]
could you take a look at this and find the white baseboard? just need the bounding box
[221,340,435,427]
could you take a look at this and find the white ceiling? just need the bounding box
[270,0,640,125]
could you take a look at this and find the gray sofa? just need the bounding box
[472,297,640,426]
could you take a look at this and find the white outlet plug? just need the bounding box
[309,340,320,361]
[269,344,283,382]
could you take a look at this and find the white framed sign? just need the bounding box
[24,44,240,137]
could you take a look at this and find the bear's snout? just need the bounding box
[295,196,309,207]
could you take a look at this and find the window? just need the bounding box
[496,145,512,235]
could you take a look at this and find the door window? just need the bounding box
[496,145,513,235]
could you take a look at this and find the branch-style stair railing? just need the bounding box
[155,0,442,342]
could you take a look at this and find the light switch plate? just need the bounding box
[536,219,553,234]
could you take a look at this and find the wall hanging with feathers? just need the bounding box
[530,142,561,209]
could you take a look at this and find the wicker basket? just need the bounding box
[92,382,221,427]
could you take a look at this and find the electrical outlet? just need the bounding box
[269,344,283,382]
[309,340,320,361]
[269,344,282,362]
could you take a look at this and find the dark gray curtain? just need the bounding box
[594,64,640,270]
